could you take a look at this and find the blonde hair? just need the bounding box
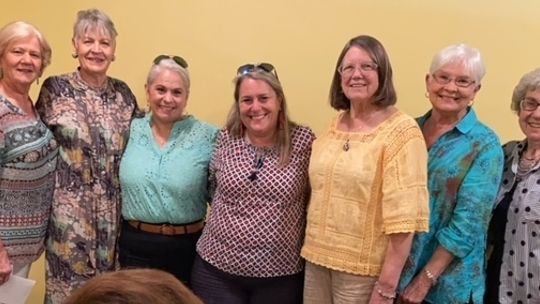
[0,21,51,79]
[226,70,297,165]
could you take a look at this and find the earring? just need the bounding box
[424,92,429,98]
[36,78,40,85]
[72,53,78,59]
[111,55,116,62]
[468,100,474,107]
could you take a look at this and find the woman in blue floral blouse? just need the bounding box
[398,44,504,304]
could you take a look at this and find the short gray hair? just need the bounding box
[0,21,52,79]
[429,44,485,84]
[511,68,540,114]
[146,58,190,93]
[73,9,117,42]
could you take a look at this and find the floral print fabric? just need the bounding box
[36,71,139,303]
[398,108,503,304]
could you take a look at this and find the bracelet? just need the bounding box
[374,281,397,300]
[424,268,438,285]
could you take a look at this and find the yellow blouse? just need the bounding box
[301,110,429,276]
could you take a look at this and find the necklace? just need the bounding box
[247,149,266,182]
[342,114,352,152]
[343,138,350,151]
[517,155,540,176]
[342,116,356,152]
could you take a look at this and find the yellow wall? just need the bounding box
[3,1,538,303]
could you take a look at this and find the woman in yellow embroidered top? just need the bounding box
[301,35,429,304]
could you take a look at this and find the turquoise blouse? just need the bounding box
[398,108,503,304]
[120,114,218,224]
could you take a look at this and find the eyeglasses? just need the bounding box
[237,62,279,80]
[338,62,378,77]
[431,73,475,88]
[520,98,540,112]
[153,55,188,68]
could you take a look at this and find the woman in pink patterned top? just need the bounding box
[192,63,315,304]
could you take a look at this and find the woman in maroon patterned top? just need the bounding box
[192,63,315,304]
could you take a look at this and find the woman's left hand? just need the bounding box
[400,273,432,304]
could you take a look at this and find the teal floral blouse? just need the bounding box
[398,108,503,304]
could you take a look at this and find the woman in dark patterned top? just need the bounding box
[191,63,315,304]
[35,9,139,303]
[0,21,57,285]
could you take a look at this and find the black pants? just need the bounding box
[191,255,304,304]
[119,221,201,286]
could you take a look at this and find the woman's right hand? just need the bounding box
[0,247,12,285]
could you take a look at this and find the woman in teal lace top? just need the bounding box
[118,55,218,286]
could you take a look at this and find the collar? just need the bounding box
[70,69,116,100]
[417,107,477,134]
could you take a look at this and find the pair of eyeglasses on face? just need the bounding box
[153,55,189,68]
[520,98,540,112]
[338,62,378,77]
[237,62,279,80]
[431,73,476,88]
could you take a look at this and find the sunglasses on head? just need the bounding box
[153,55,188,68]
[236,62,279,80]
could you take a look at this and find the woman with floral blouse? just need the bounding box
[36,9,139,303]
[399,44,503,304]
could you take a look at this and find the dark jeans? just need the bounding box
[191,255,304,304]
[119,220,201,286]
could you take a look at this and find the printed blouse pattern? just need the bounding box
[36,71,138,302]
[197,126,315,277]
[0,95,58,267]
